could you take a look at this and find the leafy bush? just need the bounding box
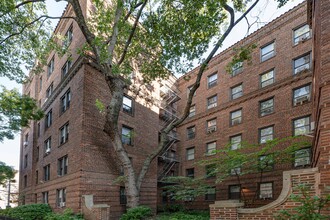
[120,206,152,220]
[157,211,209,220]
[0,204,52,220]
[162,204,185,212]
[45,208,84,220]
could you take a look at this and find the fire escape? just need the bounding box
[158,84,181,182]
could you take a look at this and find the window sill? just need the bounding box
[260,54,276,63]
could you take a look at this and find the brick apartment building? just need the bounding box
[19,1,317,219]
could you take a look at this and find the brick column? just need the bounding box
[210,200,244,220]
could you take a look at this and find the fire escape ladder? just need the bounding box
[158,161,177,181]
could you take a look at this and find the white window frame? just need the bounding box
[207,118,217,133]
[230,109,242,126]
[293,85,310,106]
[186,147,195,161]
[206,141,216,156]
[259,126,274,144]
[293,53,311,75]
[207,95,217,109]
[260,98,274,116]
[59,123,69,145]
[123,95,133,115]
[259,182,273,199]
[294,148,311,167]
[260,69,274,88]
[293,116,310,136]
[230,135,241,150]
[293,24,311,45]
[207,73,218,88]
[231,84,243,100]
[261,42,275,62]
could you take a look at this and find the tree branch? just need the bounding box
[0,0,45,18]
[124,1,144,21]
[117,0,147,66]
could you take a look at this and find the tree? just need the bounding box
[0,0,289,208]
[0,161,15,186]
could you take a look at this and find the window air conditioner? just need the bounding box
[207,126,217,133]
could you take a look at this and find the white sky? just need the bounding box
[0,0,304,171]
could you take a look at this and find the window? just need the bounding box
[293,24,310,45]
[293,116,310,136]
[206,142,216,156]
[259,182,273,199]
[186,147,195,161]
[293,53,311,74]
[230,167,241,176]
[56,188,66,207]
[62,59,72,78]
[63,26,73,47]
[293,85,311,106]
[260,98,274,116]
[45,110,52,128]
[121,126,133,145]
[39,77,43,92]
[230,135,241,150]
[207,73,217,88]
[230,109,242,126]
[46,83,53,98]
[36,146,39,161]
[24,154,28,168]
[205,187,216,201]
[207,118,217,133]
[24,175,27,188]
[205,164,216,178]
[187,126,196,139]
[43,164,50,181]
[61,89,71,113]
[189,105,196,117]
[44,137,51,154]
[207,95,217,109]
[231,62,243,76]
[42,192,49,204]
[260,69,274,88]
[37,123,40,137]
[229,185,241,199]
[35,170,38,184]
[259,155,274,171]
[261,42,275,62]
[186,168,194,178]
[58,155,68,176]
[259,126,274,144]
[294,148,311,167]
[47,57,54,76]
[59,123,69,145]
[231,84,243,100]
[120,187,127,204]
[123,95,133,115]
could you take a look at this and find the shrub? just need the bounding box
[120,206,152,220]
[163,204,185,212]
[157,211,209,220]
[45,208,84,220]
[1,204,52,220]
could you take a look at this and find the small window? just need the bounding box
[59,123,69,145]
[260,98,274,116]
[230,135,241,150]
[63,26,73,47]
[24,154,28,168]
[187,126,196,139]
[294,148,311,167]
[293,116,310,136]
[293,85,310,106]
[62,59,72,78]
[46,83,53,98]
[44,137,51,155]
[230,109,242,126]
[259,126,274,144]
[261,42,275,62]
[230,167,241,176]
[45,109,52,129]
[120,187,127,204]
[207,95,217,109]
[47,57,54,76]
[60,89,71,113]
[37,123,41,137]
[123,96,133,115]
[205,164,216,178]
[39,77,43,92]
[121,126,133,145]
[35,170,38,184]
[206,141,216,156]
[24,175,27,188]
[58,155,68,176]
[56,188,66,207]
[189,105,196,117]
[260,69,274,88]
[43,164,50,181]
[205,187,216,201]
[186,147,195,161]
[42,192,49,204]
[24,133,29,144]
[293,53,311,75]
[259,182,273,199]
[231,62,243,76]
[186,168,194,178]
[36,146,39,161]
[259,155,274,171]
[206,118,217,133]
[229,185,241,199]
[207,73,218,88]
[231,84,243,100]
[293,24,310,45]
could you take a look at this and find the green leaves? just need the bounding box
[0,87,43,142]
[0,161,15,186]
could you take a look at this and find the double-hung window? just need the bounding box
[260,98,274,116]
[205,187,216,201]
[44,137,51,154]
[293,85,310,106]
[43,164,50,181]
[294,148,311,167]
[230,135,241,150]
[186,168,194,178]
[63,26,73,47]
[186,147,195,161]
[231,84,243,100]
[260,69,274,88]
[46,83,53,98]
[261,42,275,62]
[189,105,196,117]
[61,89,71,113]
[230,109,242,126]
[47,57,54,76]
[121,126,133,145]
[56,188,66,207]
[45,110,52,128]
[293,116,310,136]
[293,24,311,45]
[59,123,69,145]
[62,59,72,78]
[58,155,68,176]
[123,96,133,115]
[259,182,273,199]
[293,53,311,75]
[206,142,216,156]
[207,73,217,88]
[231,62,243,76]
[229,185,241,199]
[259,126,274,144]
[187,126,196,139]
[207,118,217,133]
[207,95,217,109]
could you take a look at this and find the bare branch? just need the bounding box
[117,0,148,66]
[124,1,144,21]
[0,0,45,18]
